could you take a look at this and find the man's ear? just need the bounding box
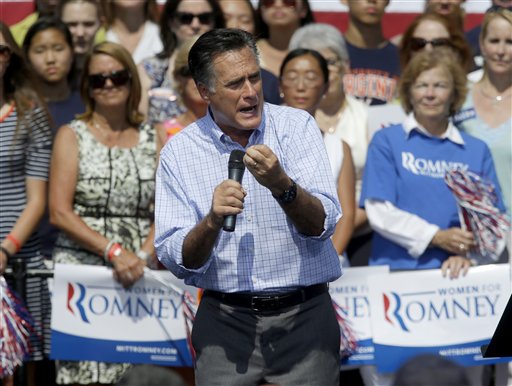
[197,82,210,102]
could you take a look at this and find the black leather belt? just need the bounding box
[203,283,328,312]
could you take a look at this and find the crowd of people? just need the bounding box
[1,0,511,385]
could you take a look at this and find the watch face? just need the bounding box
[278,180,297,204]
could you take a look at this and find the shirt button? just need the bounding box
[246,215,252,222]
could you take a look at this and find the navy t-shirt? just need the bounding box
[343,41,401,106]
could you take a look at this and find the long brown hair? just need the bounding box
[78,42,144,126]
[0,22,46,137]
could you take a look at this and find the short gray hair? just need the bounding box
[288,23,349,64]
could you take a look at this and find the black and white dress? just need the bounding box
[52,119,157,384]
[0,104,53,360]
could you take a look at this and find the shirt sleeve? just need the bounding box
[25,107,52,180]
[366,199,440,258]
[154,148,213,279]
[359,129,398,208]
[281,111,342,240]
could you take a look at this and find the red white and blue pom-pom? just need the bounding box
[445,169,510,263]
[0,276,35,378]
[332,299,358,359]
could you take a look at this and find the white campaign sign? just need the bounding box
[51,264,197,366]
[368,264,511,373]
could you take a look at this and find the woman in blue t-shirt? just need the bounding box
[360,48,505,275]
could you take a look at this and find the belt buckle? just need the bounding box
[251,295,280,312]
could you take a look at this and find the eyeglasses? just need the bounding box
[325,57,342,67]
[281,74,324,88]
[0,44,11,59]
[261,0,297,8]
[88,69,131,90]
[175,12,214,25]
[410,37,452,51]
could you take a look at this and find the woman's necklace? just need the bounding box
[316,101,346,134]
[92,117,122,145]
[478,82,512,104]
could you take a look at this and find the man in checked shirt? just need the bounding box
[155,28,342,386]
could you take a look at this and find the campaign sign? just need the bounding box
[51,264,197,366]
[368,264,511,373]
[330,266,389,366]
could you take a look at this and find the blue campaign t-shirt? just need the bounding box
[360,124,504,270]
[343,41,401,106]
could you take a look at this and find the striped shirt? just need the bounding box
[0,105,52,258]
[155,103,342,293]
[0,104,52,359]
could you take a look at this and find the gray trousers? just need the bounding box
[192,290,340,386]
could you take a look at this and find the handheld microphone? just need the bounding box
[223,149,246,232]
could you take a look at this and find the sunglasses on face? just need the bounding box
[88,69,131,90]
[0,44,12,59]
[261,0,297,8]
[410,37,452,51]
[175,12,214,25]
[486,5,512,13]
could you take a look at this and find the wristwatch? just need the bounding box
[273,179,297,204]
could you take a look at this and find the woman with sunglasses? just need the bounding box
[101,0,162,65]
[138,0,224,126]
[256,0,314,77]
[399,12,473,73]
[0,22,53,386]
[455,9,512,217]
[279,48,356,261]
[49,41,156,385]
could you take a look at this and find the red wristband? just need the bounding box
[6,234,21,253]
[107,243,122,262]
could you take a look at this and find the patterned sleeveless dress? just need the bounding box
[53,119,156,384]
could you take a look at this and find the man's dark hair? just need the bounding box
[393,354,470,386]
[188,28,259,92]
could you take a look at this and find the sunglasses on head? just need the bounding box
[88,69,131,90]
[175,12,214,25]
[410,37,451,51]
[261,0,297,8]
[0,44,12,59]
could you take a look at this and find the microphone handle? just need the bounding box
[222,168,245,232]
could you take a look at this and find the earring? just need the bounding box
[279,92,284,99]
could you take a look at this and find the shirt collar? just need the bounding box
[204,104,265,146]
[403,113,465,145]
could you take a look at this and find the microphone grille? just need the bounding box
[228,150,246,170]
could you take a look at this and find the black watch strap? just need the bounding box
[273,179,297,204]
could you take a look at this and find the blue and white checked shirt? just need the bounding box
[155,103,342,293]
